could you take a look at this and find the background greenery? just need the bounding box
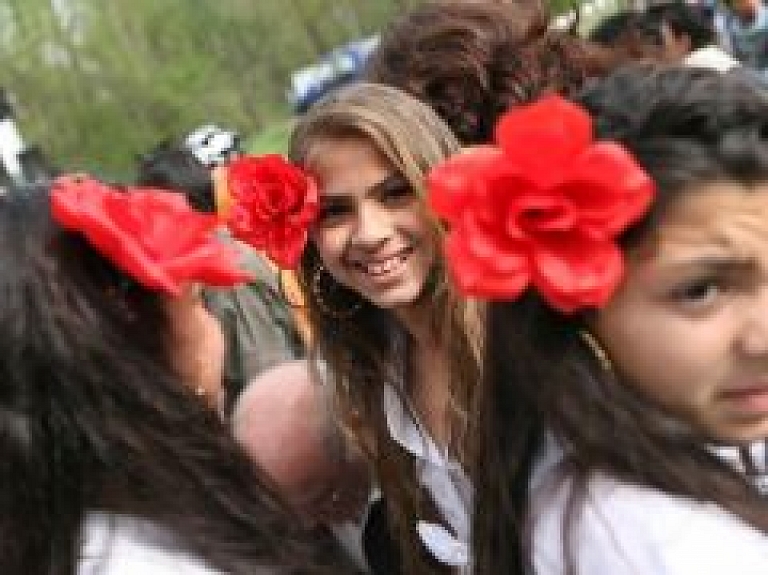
[0,0,615,180]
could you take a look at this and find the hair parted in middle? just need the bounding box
[289,82,484,574]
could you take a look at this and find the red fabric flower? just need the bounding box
[51,176,253,296]
[226,154,318,268]
[428,95,655,313]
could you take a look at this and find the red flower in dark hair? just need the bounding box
[51,176,253,296]
[226,154,318,268]
[428,95,655,313]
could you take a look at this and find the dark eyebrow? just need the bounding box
[368,173,409,197]
[664,256,757,275]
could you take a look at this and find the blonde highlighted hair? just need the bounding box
[290,83,483,573]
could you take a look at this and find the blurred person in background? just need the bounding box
[137,132,305,409]
[233,360,374,572]
[715,0,768,72]
[365,0,633,146]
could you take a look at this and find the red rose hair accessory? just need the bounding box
[226,154,318,269]
[50,175,253,296]
[427,94,655,313]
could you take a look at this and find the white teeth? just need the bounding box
[367,257,397,275]
[360,253,408,276]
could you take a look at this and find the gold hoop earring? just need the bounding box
[311,265,363,320]
[580,330,614,374]
[278,268,306,309]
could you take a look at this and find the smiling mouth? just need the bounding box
[351,247,414,278]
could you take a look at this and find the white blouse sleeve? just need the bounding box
[530,475,768,575]
[78,513,233,575]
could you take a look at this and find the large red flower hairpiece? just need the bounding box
[50,176,253,296]
[226,154,318,269]
[427,95,655,313]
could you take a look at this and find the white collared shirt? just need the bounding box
[528,435,768,575]
[383,385,473,571]
[79,512,228,575]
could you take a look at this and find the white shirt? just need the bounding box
[683,45,741,73]
[383,385,473,571]
[528,435,768,575]
[79,512,226,575]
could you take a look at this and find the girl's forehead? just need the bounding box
[633,181,768,264]
[307,136,390,174]
[305,133,382,164]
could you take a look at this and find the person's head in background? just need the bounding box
[589,10,647,45]
[0,179,353,574]
[137,137,307,406]
[365,0,631,145]
[588,9,666,57]
[136,140,241,410]
[289,82,480,572]
[138,123,243,214]
[137,139,216,212]
[646,1,718,60]
[232,360,371,529]
[590,4,733,69]
[727,0,764,23]
[449,64,768,573]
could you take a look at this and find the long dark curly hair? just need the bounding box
[0,184,356,574]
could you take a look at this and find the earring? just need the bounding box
[311,265,363,320]
[579,330,614,373]
[277,268,306,309]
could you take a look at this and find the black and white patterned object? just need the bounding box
[183,124,242,169]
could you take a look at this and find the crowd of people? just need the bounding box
[4,1,768,574]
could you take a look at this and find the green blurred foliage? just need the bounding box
[0,0,423,179]
[0,0,606,179]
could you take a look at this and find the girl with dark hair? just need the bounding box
[0,177,356,574]
[427,65,768,574]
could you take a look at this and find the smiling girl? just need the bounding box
[430,65,768,574]
[285,83,482,574]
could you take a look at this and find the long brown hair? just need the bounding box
[290,83,483,573]
[475,66,768,575]
[365,0,629,145]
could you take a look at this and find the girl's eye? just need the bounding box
[317,202,352,222]
[669,277,722,307]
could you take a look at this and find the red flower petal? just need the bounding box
[226,154,318,268]
[430,95,654,311]
[51,177,252,295]
[505,190,577,238]
[427,146,504,223]
[444,228,531,300]
[531,232,625,314]
[559,142,655,237]
[494,95,593,181]
[266,227,309,269]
